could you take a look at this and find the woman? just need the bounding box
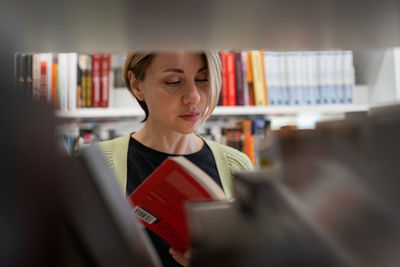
[100,51,253,266]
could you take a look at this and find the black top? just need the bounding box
[127,136,222,267]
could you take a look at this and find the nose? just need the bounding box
[183,82,201,105]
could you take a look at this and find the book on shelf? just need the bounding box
[13,52,111,110]
[220,50,229,106]
[128,156,227,253]
[251,50,268,106]
[245,51,255,106]
[100,53,111,108]
[234,52,244,106]
[91,53,101,108]
[14,49,356,113]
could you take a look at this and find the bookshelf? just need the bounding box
[55,81,370,120]
[55,104,369,120]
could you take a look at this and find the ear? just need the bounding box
[128,70,144,101]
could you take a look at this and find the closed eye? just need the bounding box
[195,79,209,82]
[165,81,180,85]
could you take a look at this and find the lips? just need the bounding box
[179,111,201,122]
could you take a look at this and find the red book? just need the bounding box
[220,51,229,106]
[100,53,111,107]
[226,52,237,106]
[128,156,227,253]
[40,61,47,101]
[234,52,245,106]
[91,53,102,107]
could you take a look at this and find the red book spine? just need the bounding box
[100,53,111,107]
[226,53,237,106]
[220,51,229,106]
[40,61,47,101]
[91,54,102,108]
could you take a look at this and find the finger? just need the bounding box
[184,250,191,260]
[171,254,186,266]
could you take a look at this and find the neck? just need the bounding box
[132,123,203,155]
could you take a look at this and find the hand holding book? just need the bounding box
[128,156,227,253]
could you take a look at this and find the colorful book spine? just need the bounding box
[251,50,267,106]
[242,119,255,166]
[40,53,53,102]
[226,52,237,106]
[234,52,245,106]
[91,53,102,107]
[100,53,111,108]
[78,54,88,108]
[246,52,255,106]
[51,55,58,109]
[260,50,269,106]
[40,61,47,101]
[77,57,82,109]
[220,51,229,106]
[87,56,92,107]
[241,52,250,106]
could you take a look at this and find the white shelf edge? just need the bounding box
[56,108,145,119]
[55,105,370,119]
[212,105,369,115]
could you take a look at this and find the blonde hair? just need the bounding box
[123,51,221,124]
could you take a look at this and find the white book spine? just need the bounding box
[286,52,296,105]
[292,52,302,105]
[263,52,273,105]
[303,52,312,105]
[68,53,78,111]
[327,51,337,104]
[298,52,308,105]
[343,51,355,104]
[279,53,289,105]
[271,52,281,106]
[319,51,330,105]
[58,53,69,112]
[336,51,345,104]
[307,52,319,105]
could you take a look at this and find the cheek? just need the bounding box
[200,90,210,104]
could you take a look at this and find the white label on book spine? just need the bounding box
[133,206,158,224]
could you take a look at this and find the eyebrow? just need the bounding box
[162,66,208,73]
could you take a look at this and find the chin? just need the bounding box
[175,124,198,135]
[177,128,196,135]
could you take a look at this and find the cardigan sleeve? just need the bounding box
[98,135,131,193]
[98,139,116,169]
[220,144,254,172]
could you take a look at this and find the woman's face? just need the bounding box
[138,52,210,134]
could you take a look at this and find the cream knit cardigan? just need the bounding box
[99,134,253,199]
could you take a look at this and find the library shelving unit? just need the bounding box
[55,104,369,120]
[55,82,370,121]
